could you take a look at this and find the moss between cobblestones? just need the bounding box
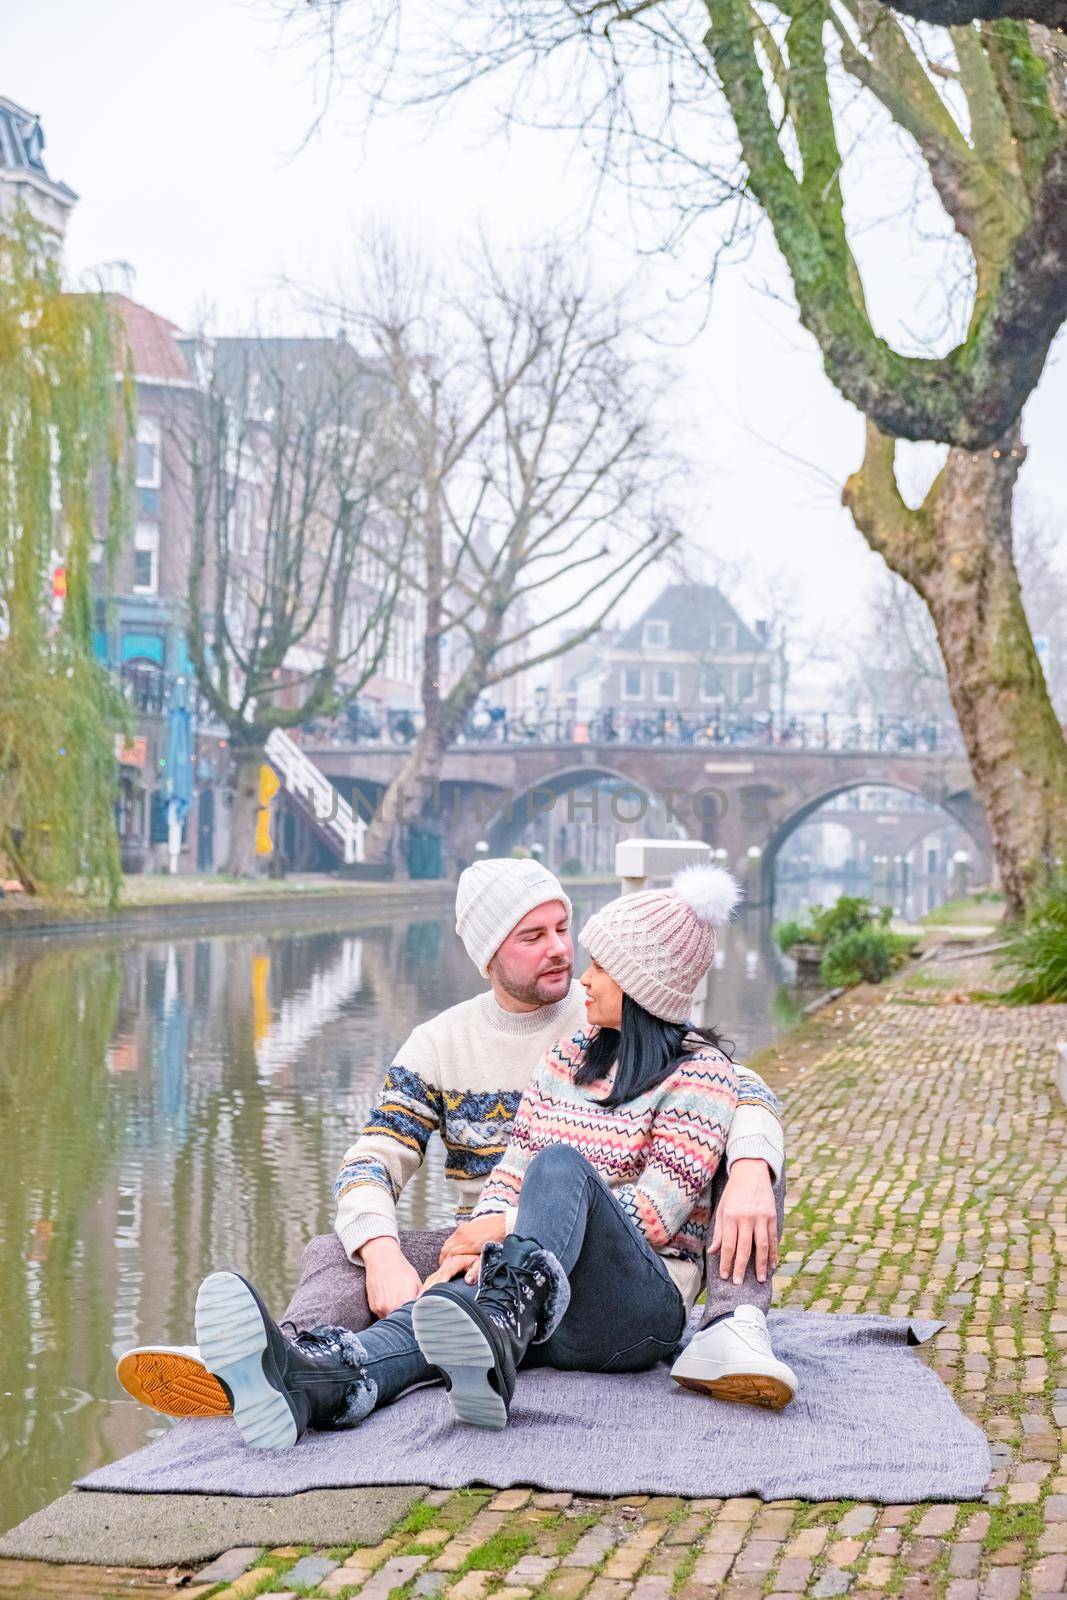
[462,1531,535,1571]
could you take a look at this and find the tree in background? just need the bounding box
[843,504,1067,726]
[285,0,1067,913]
[334,245,679,869]
[0,210,131,904]
[177,334,407,874]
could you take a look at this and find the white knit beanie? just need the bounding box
[578,865,741,1024]
[455,857,574,978]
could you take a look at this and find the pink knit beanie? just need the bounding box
[578,865,741,1024]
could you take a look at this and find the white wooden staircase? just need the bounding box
[265,728,366,865]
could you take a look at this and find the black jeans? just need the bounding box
[324,1145,688,1419]
[517,1144,688,1373]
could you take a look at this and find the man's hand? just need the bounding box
[439,1214,507,1262]
[419,1253,480,1293]
[360,1236,425,1318]
[709,1158,778,1285]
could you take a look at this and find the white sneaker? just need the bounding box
[670,1306,798,1410]
[115,1342,232,1417]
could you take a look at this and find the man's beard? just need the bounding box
[491,955,573,1007]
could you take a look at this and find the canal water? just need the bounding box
[0,872,945,1533]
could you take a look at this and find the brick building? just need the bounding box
[559,581,776,725]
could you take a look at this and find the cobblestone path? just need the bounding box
[2,956,1064,1599]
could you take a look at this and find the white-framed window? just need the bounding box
[135,418,162,489]
[700,666,726,701]
[716,623,736,650]
[643,619,669,649]
[736,666,756,701]
[654,667,678,701]
[620,666,643,700]
[132,522,159,594]
[234,486,254,557]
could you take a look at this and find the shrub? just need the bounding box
[774,895,887,957]
[559,856,585,877]
[809,895,890,945]
[820,927,912,988]
[774,918,809,954]
[999,878,1067,1003]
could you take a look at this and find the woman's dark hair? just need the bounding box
[574,991,733,1109]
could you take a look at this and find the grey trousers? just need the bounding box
[281,1158,787,1338]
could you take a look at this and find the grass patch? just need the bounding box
[920,895,1004,927]
[983,1501,1044,1551]
[672,1544,701,1593]
[396,1502,440,1537]
[461,1531,535,1572]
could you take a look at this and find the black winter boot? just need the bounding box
[411,1234,570,1429]
[195,1271,377,1450]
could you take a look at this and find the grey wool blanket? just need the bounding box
[78,1310,990,1504]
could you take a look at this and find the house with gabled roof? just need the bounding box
[566,581,775,720]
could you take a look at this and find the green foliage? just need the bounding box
[559,855,585,877]
[774,918,809,954]
[820,927,912,988]
[775,895,889,954]
[810,895,891,944]
[0,207,130,903]
[777,896,909,988]
[999,877,1067,1003]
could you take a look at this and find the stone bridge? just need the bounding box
[308,740,990,888]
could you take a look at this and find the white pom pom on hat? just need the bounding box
[670,863,742,926]
[578,859,742,1024]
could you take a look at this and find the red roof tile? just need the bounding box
[109,294,191,384]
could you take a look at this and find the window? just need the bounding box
[700,666,725,701]
[234,487,254,557]
[716,623,736,650]
[736,667,755,701]
[620,666,643,700]
[654,668,678,701]
[643,619,669,649]
[132,523,158,593]
[135,419,162,489]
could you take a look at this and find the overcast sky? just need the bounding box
[7,0,1065,696]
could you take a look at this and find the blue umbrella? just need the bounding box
[163,676,193,872]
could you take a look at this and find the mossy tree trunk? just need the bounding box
[845,425,1067,913]
[699,0,1067,911]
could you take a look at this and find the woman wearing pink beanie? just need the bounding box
[410,863,777,1428]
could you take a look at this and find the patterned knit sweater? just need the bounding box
[334,982,784,1263]
[471,1028,738,1312]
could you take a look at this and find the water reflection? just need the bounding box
[0,873,944,1531]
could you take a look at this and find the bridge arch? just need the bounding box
[760,778,992,893]
[483,762,697,859]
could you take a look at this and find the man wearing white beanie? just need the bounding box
[117,856,791,1419]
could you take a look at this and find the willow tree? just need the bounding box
[0,209,130,904]
[288,0,1067,912]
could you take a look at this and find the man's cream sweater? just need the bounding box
[334,981,784,1261]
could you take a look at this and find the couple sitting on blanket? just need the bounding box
[118,857,797,1448]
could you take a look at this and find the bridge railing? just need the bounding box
[300,705,962,755]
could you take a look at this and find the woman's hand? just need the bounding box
[709,1158,778,1285]
[419,1253,480,1293]
[438,1214,507,1261]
